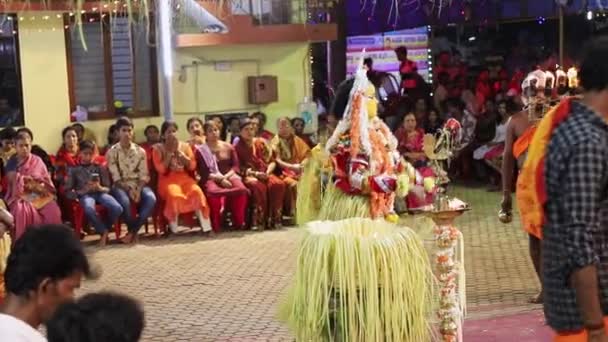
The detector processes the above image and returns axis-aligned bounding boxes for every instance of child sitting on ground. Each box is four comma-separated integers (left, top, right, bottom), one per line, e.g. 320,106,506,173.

65,140,123,246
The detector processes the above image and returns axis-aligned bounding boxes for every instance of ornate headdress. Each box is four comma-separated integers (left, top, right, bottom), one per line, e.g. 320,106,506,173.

521,69,547,106
567,67,579,89
544,71,555,97
325,54,372,157
556,69,568,96
521,69,553,122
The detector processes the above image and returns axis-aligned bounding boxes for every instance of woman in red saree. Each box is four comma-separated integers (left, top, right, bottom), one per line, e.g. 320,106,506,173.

251,112,275,141
54,126,80,192
55,126,105,223
5,133,61,239
234,119,286,230
395,113,436,209
196,121,248,231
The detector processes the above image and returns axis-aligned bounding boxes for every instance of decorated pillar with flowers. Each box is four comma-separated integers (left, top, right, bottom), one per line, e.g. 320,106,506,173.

429,207,467,342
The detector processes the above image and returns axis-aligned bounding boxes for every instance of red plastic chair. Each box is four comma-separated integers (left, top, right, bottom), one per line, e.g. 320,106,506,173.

71,200,122,241
133,203,160,237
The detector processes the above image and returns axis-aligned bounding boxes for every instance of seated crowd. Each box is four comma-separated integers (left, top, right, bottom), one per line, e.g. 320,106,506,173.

0,78,517,248
0,111,313,247
386,87,520,194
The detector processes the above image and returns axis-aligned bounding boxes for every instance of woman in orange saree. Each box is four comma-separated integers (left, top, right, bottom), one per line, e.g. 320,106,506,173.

5,133,61,240
152,121,212,234
234,119,286,229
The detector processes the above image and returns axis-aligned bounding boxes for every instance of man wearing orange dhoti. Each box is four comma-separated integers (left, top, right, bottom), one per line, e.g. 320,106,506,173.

500,69,547,304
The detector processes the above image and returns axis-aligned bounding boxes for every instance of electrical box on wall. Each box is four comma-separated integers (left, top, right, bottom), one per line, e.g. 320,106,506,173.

248,76,278,104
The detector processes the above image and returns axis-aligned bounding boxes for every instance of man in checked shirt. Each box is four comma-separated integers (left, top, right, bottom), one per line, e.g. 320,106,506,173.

543,37,608,342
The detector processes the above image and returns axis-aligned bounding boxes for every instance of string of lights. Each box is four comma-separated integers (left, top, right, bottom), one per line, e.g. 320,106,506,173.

427,24,434,97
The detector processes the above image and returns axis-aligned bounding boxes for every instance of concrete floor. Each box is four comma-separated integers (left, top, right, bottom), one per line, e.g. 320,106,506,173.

77,185,546,341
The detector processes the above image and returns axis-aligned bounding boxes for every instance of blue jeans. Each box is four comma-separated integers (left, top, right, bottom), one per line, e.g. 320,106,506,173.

111,186,157,233
80,193,123,234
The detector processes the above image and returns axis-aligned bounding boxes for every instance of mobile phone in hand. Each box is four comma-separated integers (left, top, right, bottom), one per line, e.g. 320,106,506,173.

91,173,100,183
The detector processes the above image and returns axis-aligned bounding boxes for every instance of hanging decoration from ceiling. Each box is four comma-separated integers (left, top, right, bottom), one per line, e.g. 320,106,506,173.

0,0,228,44
348,0,599,36
346,0,479,36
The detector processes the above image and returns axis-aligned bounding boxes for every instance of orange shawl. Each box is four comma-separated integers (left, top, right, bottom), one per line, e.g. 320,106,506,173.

516,98,573,239
513,126,537,159
272,135,311,164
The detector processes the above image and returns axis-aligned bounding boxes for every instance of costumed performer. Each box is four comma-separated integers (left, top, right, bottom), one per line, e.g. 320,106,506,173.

501,68,577,304
499,70,547,304
297,60,410,224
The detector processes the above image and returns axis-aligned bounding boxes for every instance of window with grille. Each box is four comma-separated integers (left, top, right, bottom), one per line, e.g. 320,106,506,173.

66,15,158,120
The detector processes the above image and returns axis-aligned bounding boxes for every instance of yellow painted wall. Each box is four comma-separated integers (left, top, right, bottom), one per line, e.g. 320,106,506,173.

16,13,310,152
18,14,72,154
173,43,310,126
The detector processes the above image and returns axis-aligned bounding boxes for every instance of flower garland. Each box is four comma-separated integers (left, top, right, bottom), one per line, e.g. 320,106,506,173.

368,118,396,218
435,223,465,342
350,92,363,157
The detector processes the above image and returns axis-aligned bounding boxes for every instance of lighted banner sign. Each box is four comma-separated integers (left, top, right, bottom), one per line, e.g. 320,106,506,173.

346,26,430,82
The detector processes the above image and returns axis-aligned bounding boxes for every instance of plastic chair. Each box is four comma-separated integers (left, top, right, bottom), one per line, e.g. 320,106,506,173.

71,200,122,241
154,199,196,235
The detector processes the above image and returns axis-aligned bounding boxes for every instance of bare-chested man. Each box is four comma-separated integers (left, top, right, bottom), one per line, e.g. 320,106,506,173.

501,87,545,304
